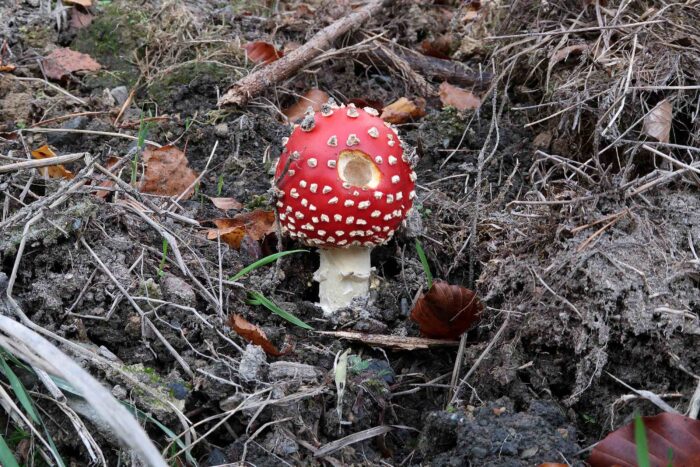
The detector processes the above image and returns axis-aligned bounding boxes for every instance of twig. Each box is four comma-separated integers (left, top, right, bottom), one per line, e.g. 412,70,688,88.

0,152,88,174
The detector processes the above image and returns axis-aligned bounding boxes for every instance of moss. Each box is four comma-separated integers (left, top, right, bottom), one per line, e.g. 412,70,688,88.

19,24,54,49
147,62,231,107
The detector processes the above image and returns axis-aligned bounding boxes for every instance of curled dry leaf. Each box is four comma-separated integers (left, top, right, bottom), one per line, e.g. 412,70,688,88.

380,97,427,124
207,209,276,249
244,41,283,65
549,44,589,67
31,145,74,179
283,88,330,122
643,99,672,144
210,197,243,211
439,82,481,111
410,280,483,339
229,314,287,356
139,145,199,199
41,47,101,81
589,413,700,467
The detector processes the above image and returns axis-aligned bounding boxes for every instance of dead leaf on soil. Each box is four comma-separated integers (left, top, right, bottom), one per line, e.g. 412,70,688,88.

643,99,672,144
244,41,283,65
380,97,427,124
419,35,454,60
31,145,75,179
314,331,459,350
0,65,15,73
139,145,199,199
461,0,482,22
410,280,483,339
210,197,243,211
229,314,286,356
41,48,101,81
439,82,482,111
283,88,330,122
207,210,276,249
69,7,94,30
549,44,589,67
589,413,700,467
63,0,92,6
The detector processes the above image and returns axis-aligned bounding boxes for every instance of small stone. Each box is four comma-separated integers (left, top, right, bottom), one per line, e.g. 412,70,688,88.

214,123,229,137
161,274,196,308
110,86,129,106
269,361,320,382
238,344,267,382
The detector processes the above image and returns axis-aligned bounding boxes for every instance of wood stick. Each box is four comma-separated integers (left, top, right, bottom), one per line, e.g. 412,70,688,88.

218,0,394,107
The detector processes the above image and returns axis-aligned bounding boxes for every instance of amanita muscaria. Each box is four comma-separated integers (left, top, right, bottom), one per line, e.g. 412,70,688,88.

273,101,417,315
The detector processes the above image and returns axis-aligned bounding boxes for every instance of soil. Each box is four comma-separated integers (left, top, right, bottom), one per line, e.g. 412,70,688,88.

1,0,699,466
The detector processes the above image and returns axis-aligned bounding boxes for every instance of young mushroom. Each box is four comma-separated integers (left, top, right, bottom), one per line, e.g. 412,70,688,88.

273,101,417,315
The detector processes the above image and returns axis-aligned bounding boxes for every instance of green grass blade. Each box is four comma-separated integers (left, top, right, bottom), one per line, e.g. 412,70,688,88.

230,250,307,281
415,239,433,289
634,413,651,467
247,291,313,330
0,434,20,467
0,354,40,424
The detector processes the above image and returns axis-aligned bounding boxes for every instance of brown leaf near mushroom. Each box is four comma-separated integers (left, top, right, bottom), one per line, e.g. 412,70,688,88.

410,280,483,339
229,314,287,356
244,41,284,65
139,145,199,199
30,145,74,179
380,97,426,124
439,82,482,111
41,48,101,81
589,412,700,467
207,210,276,249
210,197,243,211
283,88,330,122
643,99,672,144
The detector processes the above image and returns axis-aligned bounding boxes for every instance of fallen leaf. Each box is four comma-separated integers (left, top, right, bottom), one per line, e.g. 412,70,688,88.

139,145,199,199
69,7,94,30
41,48,101,81
589,413,700,467
549,44,589,67
643,99,672,144
0,65,15,73
461,0,482,21
410,280,483,339
244,41,283,65
31,145,74,179
94,155,120,198
210,197,243,211
314,331,459,350
63,0,92,6
283,88,330,122
380,97,427,124
420,35,454,60
439,82,482,111
207,210,276,249
229,314,284,356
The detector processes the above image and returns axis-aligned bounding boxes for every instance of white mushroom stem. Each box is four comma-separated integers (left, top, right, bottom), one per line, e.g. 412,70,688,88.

314,246,372,316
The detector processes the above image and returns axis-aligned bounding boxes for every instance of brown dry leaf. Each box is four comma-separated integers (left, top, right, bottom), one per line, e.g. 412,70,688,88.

380,97,427,124
207,210,276,249
314,331,459,350
229,314,283,356
140,145,199,199
69,8,94,30
94,156,119,198
41,48,101,81
0,65,15,73
550,44,589,67
589,413,700,467
210,197,243,211
410,280,483,339
244,41,283,65
643,99,672,143
461,0,482,21
439,82,482,111
30,145,74,179
419,35,454,60
283,88,330,122
63,0,92,6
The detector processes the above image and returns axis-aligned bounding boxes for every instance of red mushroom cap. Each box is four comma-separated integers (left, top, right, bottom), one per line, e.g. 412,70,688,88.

273,103,416,248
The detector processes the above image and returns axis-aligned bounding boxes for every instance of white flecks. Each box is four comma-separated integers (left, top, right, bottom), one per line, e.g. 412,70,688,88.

290,188,299,198
396,191,403,201
276,201,284,207
409,171,417,181
288,216,296,224
388,156,397,165
309,204,317,211
291,151,301,160
279,213,287,220
338,239,348,246
383,214,392,221
281,137,289,146
365,230,373,236
388,140,395,147
373,191,383,199
371,210,381,218
349,230,365,237
358,201,370,210
375,156,383,164
393,209,402,217
285,206,293,213
373,226,381,232
342,182,351,189
346,134,360,146
295,212,304,219
287,169,296,177
344,199,355,207
309,183,318,193
387,133,394,141
307,158,317,168
363,241,375,247
356,219,367,225
347,107,359,118
351,240,361,246
321,214,330,222
409,190,416,199
317,230,326,236
321,104,333,116
301,198,308,207
391,175,400,184
368,127,379,138
299,180,307,188
326,236,336,243
382,226,390,232
310,238,323,245
328,196,339,205
402,152,409,162
327,135,338,147
300,115,315,132
383,121,392,128
322,185,332,194
364,107,379,116
386,194,394,204
288,224,296,230
301,223,314,231
335,230,345,237
334,214,343,222
327,159,337,168
312,217,319,223
346,216,355,224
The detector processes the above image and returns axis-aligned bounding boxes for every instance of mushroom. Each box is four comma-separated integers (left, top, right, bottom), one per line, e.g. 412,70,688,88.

273,101,417,315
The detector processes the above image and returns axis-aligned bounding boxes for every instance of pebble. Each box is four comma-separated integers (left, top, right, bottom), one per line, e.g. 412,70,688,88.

214,123,229,137
110,86,129,106
160,274,196,308
47,116,88,145
238,344,267,382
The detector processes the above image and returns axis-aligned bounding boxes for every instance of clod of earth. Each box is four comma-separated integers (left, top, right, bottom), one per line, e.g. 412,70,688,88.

273,100,417,315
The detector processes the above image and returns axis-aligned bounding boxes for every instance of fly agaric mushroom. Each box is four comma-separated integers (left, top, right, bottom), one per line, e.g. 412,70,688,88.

273,101,417,315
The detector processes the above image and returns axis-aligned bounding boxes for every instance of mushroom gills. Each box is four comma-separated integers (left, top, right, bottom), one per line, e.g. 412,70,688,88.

313,246,372,315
